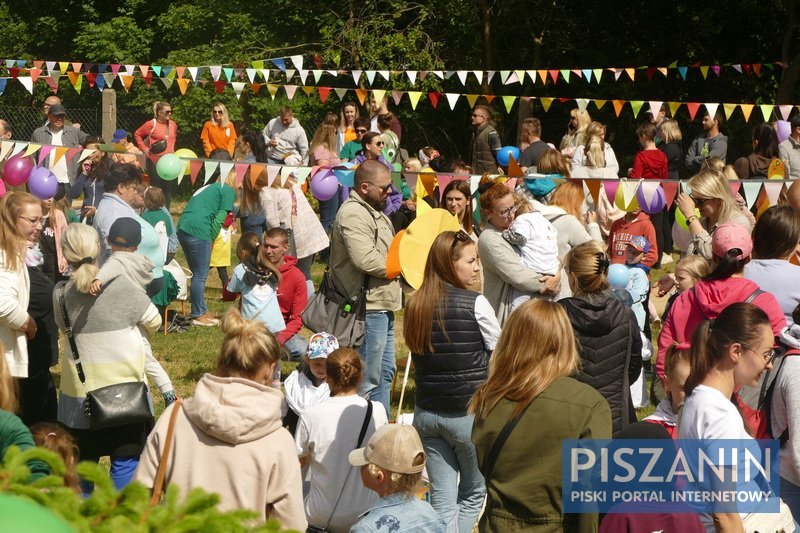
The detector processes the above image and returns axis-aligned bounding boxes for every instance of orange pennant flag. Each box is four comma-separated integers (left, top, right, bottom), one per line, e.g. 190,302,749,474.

612,100,625,117
583,178,602,205
52,146,69,166
67,72,81,88
176,78,190,95
250,83,262,94
249,164,265,189
120,75,135,92
507,155,524,177
355,89,369,106
739,104,754,122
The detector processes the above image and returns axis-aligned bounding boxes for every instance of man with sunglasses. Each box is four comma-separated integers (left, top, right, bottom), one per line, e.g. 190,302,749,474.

329,160,401,417
469,104,501,174
32,103,88,192
340,117,371,162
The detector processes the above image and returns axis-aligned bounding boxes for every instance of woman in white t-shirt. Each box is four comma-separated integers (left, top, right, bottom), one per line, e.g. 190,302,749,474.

679,302,779,531
295,347,388,532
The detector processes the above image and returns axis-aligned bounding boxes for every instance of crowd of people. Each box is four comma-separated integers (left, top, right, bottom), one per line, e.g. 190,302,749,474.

3,94,800,532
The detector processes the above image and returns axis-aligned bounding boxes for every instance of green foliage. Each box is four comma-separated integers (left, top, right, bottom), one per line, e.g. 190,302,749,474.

0,446,298,532
73,16,155,63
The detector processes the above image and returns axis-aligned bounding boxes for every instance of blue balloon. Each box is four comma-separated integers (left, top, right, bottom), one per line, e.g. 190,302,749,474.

497,146,521,166
607,263,630,289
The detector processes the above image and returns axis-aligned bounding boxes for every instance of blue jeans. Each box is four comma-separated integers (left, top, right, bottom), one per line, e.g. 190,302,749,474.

780,477,800,530
178,229,212,318
318,188,343,235
284,333,308,360
358,311,396,416
413,407,486,533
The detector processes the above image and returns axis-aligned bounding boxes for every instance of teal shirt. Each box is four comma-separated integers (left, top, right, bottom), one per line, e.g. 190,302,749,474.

340,140,362,161
177,183,235,241
0,410,49,481
142,208,174,235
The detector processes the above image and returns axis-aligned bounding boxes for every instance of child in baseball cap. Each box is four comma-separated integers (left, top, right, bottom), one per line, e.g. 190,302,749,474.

349,424,445,532
283,332,338,435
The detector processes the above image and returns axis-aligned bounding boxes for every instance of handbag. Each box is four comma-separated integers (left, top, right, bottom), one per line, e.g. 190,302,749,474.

306,401,373,533
301,204,377,347
149,399,183,505
146,119,169,154
58,287,153,430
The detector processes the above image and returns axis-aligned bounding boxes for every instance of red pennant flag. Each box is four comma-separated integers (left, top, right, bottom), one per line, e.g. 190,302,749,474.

143,73,153,87
548,70,559,84
29,68,42,83
8,68,19,79
317,87,331,103
85,72,97,87
213,81,226,94
234,163,248,187
43,76,58,92
65,147,82,162
428,92,441,109
686,102,701,120
646,67,656,81
742,64,752,75
189,160,203,185
661,181,679,207
729,181,741,197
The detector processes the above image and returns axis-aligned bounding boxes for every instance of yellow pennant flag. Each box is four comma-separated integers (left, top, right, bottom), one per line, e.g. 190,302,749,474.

540,97,554,112
266,84,279,98
502,96,516,113
625,68,636,81
465,94,480,108
740,104,754,122
629,101,645,118
760,104,774,122
407,91,423,110
594,99,607,110
301,86,314,96
24,143,40,157
723,103,737,119
59,61,69,72
700,66,709,79
668,102,682,117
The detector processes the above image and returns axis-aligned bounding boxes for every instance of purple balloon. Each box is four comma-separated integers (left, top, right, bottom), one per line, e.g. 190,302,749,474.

777,120,791,144
3,154,34,186
28,166,58,200
636,184,666,214
310,169,339,201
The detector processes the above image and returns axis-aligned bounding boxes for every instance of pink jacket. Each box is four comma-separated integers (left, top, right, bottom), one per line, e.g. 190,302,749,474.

656,277,786,381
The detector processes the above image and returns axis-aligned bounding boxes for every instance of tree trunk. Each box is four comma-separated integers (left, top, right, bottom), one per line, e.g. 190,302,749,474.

480,0,493,92
778,0,799,104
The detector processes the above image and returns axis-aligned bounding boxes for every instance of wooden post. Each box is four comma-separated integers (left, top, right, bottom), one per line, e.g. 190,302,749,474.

101,89,116,143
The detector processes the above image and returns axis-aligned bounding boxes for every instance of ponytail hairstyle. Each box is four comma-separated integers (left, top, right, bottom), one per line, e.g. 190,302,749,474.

326,347,363,396
705,248,750,281
565,241,610,296
152,101,171,118
684,302,771,398
61,223,100,294
478,176,511,222
216,308,281,380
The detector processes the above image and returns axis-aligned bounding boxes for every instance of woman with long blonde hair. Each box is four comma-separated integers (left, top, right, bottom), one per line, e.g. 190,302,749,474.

559,109,592,159
471,299,611,531
405,231,499,532
200,102,237,157
571,122,620,176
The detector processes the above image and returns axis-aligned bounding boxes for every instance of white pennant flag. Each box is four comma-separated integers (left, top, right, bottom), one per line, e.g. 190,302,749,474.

210,66,222,81
649,101,663,118
406,71,417,84
705,103,719,120
231,82,245,100
378,70,391,81
284,69,296,80
472,70,483,83
365,71,377,86
18,77,33,94
456,71,468,86
219,162,235,182
445,93,461,110
203,161,220,184
431,70,444,79
280,165,294,186
188,67,199,81
290,55,303,70
284,85,298,100
297,69,308,85
259,69,270,83
312,70,323,83
245,69,256,83
352,70,362,85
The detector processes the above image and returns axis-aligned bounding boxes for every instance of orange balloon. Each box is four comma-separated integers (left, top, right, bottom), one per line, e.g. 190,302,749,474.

386,229,404,279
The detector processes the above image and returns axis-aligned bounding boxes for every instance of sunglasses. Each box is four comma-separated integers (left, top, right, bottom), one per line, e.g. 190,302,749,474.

375,141,385,147
355,129,368,134
452,230,471,246
161,110,172,115
692,196,709,208
212,110,222,114
367,182,393,193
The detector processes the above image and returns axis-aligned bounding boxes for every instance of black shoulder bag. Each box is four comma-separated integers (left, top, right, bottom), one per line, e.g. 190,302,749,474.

58,286,152,430
306,401,373,533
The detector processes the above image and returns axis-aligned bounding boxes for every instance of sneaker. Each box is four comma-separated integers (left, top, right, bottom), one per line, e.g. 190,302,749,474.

661,253,674,265
192,313,219,327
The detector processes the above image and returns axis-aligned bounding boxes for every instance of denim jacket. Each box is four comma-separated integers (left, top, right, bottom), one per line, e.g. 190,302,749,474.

350,492,445,533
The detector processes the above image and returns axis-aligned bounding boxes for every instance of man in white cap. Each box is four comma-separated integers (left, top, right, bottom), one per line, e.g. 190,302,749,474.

349,425,445,532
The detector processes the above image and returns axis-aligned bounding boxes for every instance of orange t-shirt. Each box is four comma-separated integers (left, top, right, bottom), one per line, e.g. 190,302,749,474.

200,121,237,157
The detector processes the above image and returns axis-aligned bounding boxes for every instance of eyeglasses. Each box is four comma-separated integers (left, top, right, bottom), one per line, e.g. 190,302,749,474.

692,196,709,208
161,110,172,115
366,182,393,193
212,110,222,114
496,206,515,219
355,129,368,134
19,216,43,227
741,344,776,364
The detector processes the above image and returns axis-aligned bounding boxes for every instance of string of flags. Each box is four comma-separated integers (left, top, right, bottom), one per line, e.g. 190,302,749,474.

2,138,795,213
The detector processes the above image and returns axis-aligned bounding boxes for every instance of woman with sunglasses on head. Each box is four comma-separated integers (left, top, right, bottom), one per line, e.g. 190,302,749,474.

404,231,500,532
134,101,178,207
200,102,237,157
679,302,792,532
675,169,753,260
352,132,401,216
657,223,785,386
477,178,560,325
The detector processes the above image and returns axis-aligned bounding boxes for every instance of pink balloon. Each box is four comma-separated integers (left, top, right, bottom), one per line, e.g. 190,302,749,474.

636,184,666,214
310,169,339,201
3,154,34,186
777,120,791,144
0,179,6,198
28,167,58,200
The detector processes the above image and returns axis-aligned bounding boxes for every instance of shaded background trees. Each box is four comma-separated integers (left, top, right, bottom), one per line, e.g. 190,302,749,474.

0,0,797,172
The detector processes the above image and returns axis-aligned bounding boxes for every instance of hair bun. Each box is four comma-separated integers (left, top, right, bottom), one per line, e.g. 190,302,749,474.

220,308,264,339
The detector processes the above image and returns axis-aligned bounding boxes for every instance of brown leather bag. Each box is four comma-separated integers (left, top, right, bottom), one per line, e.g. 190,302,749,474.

149,398,183,505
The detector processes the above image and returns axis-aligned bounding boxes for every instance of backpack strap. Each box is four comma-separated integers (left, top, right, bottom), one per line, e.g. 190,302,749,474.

744,289,764,304
761,347,800,446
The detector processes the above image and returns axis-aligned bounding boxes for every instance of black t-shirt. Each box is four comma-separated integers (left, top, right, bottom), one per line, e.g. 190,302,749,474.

38,216,58,282
519,140,549,168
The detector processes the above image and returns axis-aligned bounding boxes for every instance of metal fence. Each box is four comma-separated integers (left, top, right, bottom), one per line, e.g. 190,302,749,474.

0,106,100,141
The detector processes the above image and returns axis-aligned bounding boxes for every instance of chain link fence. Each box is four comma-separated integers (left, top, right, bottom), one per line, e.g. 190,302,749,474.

0,106,100,141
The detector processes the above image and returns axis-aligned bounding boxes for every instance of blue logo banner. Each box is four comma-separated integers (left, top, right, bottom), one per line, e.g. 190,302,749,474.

562,439,781,514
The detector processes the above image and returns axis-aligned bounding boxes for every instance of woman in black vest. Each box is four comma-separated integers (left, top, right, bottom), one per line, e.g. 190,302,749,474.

558,241,642,436
404,230,501,533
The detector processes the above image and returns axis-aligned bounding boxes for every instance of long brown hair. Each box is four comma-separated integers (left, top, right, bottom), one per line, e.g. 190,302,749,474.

441,179,473,234
470,299,581,418
0,192,40,271
549,182,585,219
404,232,475,353
240,167,271,216
752,205,800,260
310,112,338,154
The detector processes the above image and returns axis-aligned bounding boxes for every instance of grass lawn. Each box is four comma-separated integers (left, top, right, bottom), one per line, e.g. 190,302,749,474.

52,197,675,423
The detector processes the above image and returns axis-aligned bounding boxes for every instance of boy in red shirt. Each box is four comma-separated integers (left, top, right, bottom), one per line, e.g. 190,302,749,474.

608,209,658,267
629,122,668,180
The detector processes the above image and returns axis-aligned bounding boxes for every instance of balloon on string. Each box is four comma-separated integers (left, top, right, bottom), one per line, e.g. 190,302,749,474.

777,120,792,144
636,184,666,214
310,168,339,201
496,146,520,166
156,154,183,181
672,220,692,252
3,154,34,186
675,207,701,230
608,263,630,289
174,148,198,176
28,166,58,199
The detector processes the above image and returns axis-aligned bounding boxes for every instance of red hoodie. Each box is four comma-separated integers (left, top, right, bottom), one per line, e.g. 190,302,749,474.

608,212,658,267
275,255,308,345
631,149,668,180
656,277,786,381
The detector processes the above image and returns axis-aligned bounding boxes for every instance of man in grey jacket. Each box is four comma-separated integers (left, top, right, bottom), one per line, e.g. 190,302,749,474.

684,111,727,173
262,106,309,165
31,104,87,187
329,160,401,416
